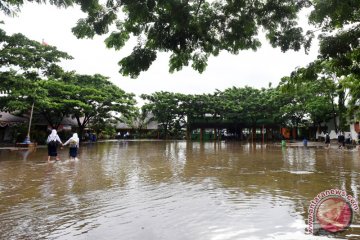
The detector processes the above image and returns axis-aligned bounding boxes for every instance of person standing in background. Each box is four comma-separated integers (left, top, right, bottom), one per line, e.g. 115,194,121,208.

338,132,345,149
346,133,352,144
325,132,330,148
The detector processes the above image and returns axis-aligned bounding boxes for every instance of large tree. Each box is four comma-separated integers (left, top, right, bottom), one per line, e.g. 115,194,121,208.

278,0,359,132
220,86,270,128
279,63,341,136
0,27,137,141
345,75,360,121
35,79,76,129
0,27,72,119
87,0,310,78
3,1,358,79
141,91,187,139
142,87,289,140
0,27,72,78
1,0,314,77
2,1,359,78
120,107,155,138
63,73,136,139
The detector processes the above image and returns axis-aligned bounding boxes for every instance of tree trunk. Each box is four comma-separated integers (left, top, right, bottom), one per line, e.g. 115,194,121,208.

330,94,338,133
338,87,346,132
165,124,168,140
78,125,85,142
75,116,86,142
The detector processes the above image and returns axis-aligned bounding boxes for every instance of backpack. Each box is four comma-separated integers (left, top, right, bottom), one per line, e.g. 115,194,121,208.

69,139,77,148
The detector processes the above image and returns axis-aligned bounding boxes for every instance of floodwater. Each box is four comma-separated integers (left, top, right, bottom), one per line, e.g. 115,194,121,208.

0,141,359,240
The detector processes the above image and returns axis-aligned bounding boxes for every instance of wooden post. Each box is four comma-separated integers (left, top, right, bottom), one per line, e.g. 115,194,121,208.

252,127,254,143
24,102,35,143
262,125,264,144
200,128,203,142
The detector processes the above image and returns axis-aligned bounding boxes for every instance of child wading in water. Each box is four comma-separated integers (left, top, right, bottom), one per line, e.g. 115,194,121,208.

63,133,80,160
46,129,63,162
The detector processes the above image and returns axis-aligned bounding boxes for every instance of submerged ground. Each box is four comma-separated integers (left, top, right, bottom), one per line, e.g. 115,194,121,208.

0,141,359,239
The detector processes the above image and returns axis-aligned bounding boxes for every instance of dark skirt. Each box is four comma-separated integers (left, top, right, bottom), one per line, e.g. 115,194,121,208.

69,147,78,158
48,144,57,156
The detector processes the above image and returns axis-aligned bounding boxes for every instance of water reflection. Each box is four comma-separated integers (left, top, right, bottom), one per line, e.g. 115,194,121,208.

0,141,359,239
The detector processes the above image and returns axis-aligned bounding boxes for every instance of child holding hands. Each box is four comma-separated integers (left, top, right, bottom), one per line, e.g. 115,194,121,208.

63,133,80,160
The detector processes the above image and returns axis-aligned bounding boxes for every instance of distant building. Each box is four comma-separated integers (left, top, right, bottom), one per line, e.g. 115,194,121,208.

0,112,27,142
315,116,360,142
115,113,158,138
30,114,80,132
0,111,82,143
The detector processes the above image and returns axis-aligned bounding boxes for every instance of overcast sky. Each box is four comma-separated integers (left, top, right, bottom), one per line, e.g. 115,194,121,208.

2,3,319,98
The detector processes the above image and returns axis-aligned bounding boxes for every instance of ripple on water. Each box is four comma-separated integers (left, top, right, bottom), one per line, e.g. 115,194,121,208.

0,141,359,239
288,170,314,174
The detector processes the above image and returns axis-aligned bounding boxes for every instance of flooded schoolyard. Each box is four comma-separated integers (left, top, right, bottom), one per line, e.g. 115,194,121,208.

0,141,359,239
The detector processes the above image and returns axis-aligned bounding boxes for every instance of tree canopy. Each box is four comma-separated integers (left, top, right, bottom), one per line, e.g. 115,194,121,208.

141,91,187,138
63,73,136,138
0,27,72,113
1,0,358,79
0,0,333,77
0,1,359,140
0,27,137,141
0,28,72,77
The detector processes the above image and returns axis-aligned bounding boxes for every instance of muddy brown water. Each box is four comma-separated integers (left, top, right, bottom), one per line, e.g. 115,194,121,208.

0,141,359,239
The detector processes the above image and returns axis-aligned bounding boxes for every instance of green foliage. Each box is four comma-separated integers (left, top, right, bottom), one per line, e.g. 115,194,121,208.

219,86,267,124
280,59,346,130
307,2,360,126
344,75,360,120
2,0,304,77
141,82,349,140
319,26,360,76
105,27,130,50
0,71,40,111
142,87,292,139
141,91,187,139
1,0,358,79
36,79,75,128
0,27,73,116
0,28,72,77
10,123,27,143
118,47,157,78
63,73,137,138
91,116,116,139
309,0,360,30
0,27,73,132
0,27,137,141
31,128,47,144
120,107,154,138
1,1,359,138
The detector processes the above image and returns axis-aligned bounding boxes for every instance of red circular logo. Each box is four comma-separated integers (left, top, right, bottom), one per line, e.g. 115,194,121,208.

316,197,352,233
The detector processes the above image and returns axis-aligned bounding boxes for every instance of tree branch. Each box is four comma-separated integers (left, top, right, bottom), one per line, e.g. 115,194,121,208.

195,0,204,16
